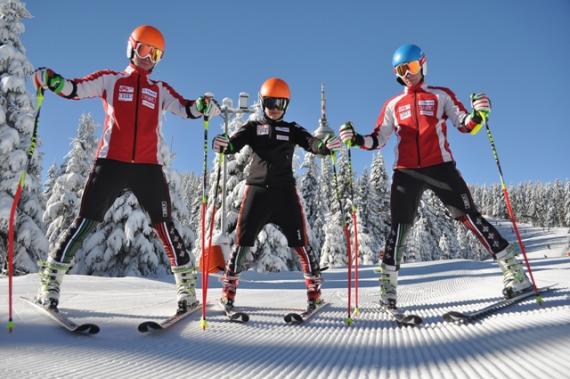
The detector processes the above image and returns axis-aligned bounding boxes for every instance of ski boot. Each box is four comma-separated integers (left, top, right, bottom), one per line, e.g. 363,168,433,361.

36,259,70,309
172,264,198,314
305,273,323,311
378,263,398,310
220,272,239,310
496,244,532,299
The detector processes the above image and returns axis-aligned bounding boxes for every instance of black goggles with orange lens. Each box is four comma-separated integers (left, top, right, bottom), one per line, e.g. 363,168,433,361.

262,97,289,111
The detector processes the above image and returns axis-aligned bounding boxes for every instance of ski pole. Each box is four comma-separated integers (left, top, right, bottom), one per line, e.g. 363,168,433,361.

346,147,360,316
479,105,541,302
199,113,209,330
199,94,217,330
6,87,44,332
206,153,223,273
330,152,353,326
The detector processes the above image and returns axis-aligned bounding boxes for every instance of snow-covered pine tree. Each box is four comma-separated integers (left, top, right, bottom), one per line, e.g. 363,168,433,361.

42,163,59,203
405,216,434,262
367,152,390,256
319,153,349,267
425,190,460,260
43,113,97,251
0,0,47,273
492,183,508,219
563,180,570,227
179,172,200,229
254,224,293,272
355,169,376,264
438,233,453,260
298,152,323,256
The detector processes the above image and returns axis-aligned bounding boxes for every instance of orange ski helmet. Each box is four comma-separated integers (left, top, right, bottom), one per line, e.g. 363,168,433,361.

126,25,165,61
259,77,290,99
259,77,291,115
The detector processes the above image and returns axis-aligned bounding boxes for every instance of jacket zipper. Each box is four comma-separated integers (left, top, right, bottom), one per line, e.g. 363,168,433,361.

414,92,421,167
132,74,141,162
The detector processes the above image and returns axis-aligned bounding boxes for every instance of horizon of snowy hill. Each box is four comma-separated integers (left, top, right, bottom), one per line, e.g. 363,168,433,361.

1,220,569,379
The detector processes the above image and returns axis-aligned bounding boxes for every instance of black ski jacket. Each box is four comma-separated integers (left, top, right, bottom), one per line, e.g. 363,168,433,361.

226,118,331,186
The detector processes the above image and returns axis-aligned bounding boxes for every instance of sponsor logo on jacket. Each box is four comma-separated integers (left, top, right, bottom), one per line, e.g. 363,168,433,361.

418,99,435,116
257,124,269,135
141,88,157,109
398,104,411,120
118,85,134,101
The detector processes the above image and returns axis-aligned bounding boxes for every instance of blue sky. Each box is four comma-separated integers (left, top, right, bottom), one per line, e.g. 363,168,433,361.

23,0,569,185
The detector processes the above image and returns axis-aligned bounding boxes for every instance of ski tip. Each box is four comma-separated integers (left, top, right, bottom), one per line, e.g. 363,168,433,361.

284,313,303,324
443,311,468,323
235,313,250,323
138,321,161,333
402,315,423,326
77,324,100,334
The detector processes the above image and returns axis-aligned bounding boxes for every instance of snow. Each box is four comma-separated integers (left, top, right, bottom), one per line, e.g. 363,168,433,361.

1,222,569,379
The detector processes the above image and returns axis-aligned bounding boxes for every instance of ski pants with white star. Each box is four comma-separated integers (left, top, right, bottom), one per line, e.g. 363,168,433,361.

48,159,191,267
382,162,508,269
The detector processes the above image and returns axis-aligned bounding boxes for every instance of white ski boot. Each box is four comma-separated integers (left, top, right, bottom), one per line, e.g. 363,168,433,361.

378,263,398,310
496,244,532,299
172,264,197,313
36,259,70,309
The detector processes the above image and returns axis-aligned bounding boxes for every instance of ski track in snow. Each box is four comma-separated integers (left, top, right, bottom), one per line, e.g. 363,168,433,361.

1,224,570,379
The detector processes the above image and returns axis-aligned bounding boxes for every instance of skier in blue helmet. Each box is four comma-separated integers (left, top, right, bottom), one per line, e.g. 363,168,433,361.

339,43,532,313
392,44,428,86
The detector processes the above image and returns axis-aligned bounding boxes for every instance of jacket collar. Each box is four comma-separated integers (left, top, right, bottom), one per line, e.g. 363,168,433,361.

125,63,150,77
404,81,427,94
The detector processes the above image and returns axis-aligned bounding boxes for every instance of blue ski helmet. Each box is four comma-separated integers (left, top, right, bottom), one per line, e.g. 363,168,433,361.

392,44,427,84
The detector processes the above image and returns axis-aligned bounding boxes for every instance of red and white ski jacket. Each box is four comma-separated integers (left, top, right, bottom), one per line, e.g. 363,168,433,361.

56,64,200,165
360,83,476,169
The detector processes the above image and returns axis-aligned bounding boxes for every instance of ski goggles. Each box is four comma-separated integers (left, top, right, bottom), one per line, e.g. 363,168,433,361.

262,97,289,111
394,60,422,77
133,42,164,63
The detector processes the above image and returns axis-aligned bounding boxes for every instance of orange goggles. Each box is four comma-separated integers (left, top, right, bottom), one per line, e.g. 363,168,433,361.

394,60,422,77
134,42,164,63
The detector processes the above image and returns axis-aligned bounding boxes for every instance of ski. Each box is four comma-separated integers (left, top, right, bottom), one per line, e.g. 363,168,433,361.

138,302,201,333
217,299,250,323
442,284,556,323
21,297,100,334
284,301,329,324
381,305,423,327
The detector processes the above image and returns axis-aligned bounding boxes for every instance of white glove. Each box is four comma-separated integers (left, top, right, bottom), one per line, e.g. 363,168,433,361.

194,93,222,119
213,134,231,153
339,122,356,147
325,136,342,152
471,93,491,116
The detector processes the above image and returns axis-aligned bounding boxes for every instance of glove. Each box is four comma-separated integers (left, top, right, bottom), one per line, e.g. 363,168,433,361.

339,121,358,147
33,67,65,94
212,134,232,154
466,93,491,135
471,93,491,115
195,93,222,119
324,135,342,152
